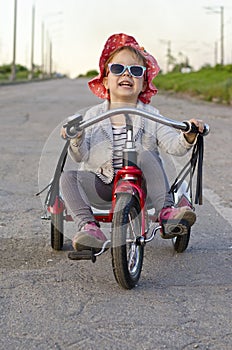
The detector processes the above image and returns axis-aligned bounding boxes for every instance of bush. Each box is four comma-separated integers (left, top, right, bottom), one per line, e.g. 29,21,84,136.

77,70,98,78
0,64,11,74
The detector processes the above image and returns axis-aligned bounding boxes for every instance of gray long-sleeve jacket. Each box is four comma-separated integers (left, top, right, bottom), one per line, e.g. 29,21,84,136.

68,100,194,184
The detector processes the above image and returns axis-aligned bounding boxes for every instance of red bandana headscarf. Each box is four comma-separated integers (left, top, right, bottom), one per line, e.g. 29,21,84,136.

88,33,160,104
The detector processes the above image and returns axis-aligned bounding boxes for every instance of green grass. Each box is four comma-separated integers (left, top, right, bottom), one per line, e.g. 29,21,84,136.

154,65,232,104
0,71,41,83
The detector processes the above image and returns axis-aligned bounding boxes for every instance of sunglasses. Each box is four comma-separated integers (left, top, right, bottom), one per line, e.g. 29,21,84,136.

108,63,146,78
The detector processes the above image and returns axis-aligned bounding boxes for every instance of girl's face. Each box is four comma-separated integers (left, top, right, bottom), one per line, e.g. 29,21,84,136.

103,49,147,105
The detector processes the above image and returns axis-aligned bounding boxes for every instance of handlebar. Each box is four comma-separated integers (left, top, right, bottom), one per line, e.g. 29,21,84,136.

63,107,210,139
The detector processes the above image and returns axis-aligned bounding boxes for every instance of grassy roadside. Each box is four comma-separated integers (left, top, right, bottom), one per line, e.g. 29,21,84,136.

0,73,64,86
154,65,232,105
0,64,65,85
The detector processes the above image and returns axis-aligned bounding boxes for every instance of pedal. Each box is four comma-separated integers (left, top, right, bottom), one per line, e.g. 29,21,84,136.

41,214,51,221
161,219,190,239
68,249,96,263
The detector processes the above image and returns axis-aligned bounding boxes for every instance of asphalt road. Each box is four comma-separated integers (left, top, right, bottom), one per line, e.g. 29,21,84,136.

0,79,231,350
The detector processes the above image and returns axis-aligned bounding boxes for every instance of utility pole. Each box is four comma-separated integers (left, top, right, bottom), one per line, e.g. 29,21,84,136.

204,6,224,65
46,31,50,76
11,0,17,81
41,22,44,77
214,41,218,65
49,41,52,77
41,11,63,78
220,6,224,65
29,5,35,79
166,40,172,72
159,39,174,73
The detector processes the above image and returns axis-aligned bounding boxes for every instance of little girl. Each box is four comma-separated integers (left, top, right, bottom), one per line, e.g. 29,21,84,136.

60,33,204,251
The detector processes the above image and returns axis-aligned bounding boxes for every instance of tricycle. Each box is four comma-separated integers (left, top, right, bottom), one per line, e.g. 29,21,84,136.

37,106,209,289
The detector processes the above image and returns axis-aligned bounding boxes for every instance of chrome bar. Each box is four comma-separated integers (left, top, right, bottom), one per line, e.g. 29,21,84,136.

79,107,189,132
65,107,210,139
94,239,111,256
145,225,161,243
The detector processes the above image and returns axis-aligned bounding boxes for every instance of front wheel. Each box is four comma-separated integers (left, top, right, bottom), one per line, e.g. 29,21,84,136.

111,195,144,290
51,212,64,250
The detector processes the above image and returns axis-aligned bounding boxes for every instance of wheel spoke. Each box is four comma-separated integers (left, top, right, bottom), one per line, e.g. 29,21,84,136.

128,214,136,239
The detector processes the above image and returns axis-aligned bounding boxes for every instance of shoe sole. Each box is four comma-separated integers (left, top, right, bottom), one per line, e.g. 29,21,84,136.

161,210,196,239
173,209,196,226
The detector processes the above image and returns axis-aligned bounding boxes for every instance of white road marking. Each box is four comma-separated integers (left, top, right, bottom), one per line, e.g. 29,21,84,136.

203,188,232,226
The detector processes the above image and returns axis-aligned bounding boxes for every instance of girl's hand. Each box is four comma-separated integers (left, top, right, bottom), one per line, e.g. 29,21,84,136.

60,126,67,139
184,118,204,143
60,126,83,140
60,126,84,149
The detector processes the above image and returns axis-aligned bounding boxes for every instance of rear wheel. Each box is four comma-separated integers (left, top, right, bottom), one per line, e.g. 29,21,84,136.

172,228,190,253
111,195,144,290
51,213,64,250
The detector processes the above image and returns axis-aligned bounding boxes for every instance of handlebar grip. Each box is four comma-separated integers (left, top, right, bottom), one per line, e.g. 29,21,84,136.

63,114,83,138
183,121,210,136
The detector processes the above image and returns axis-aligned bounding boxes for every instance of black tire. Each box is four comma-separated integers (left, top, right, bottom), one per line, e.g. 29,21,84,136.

111,194,144,289
51,213,64,250
172,228,191,253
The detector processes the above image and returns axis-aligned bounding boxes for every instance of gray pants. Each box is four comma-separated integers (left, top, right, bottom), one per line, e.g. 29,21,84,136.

60,151,174,230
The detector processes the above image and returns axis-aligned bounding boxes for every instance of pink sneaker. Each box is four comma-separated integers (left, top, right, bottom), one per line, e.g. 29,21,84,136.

72,222,107,252
159,206,196,238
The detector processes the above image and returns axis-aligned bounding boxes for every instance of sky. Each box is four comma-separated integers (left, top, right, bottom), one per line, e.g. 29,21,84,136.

0,0,232,78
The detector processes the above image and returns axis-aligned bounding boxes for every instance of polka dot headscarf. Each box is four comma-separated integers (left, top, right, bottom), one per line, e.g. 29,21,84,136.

88,33,160,104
